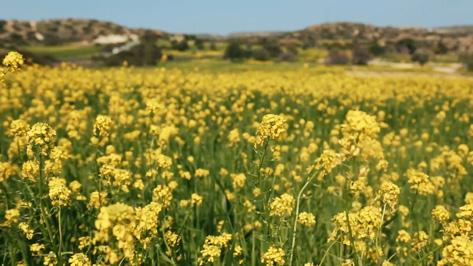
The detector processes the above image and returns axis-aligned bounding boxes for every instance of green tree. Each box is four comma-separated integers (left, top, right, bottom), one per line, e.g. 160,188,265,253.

352,46,372,65
224,40,247,61
411,50,430,65
460,53,473,71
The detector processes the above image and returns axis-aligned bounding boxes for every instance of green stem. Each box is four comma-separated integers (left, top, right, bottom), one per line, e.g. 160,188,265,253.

58,208,63,264
37,153,56,249
319,239,339,266
289,173,316,266
256,140,269,180
375,204,387,250
251,232,256,266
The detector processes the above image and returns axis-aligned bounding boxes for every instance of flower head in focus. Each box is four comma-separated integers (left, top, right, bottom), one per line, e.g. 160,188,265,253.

3,51,24,72
255,114,287,147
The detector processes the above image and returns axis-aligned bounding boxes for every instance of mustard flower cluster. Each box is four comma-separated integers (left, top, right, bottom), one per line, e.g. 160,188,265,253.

297,212,316,227
27,122,56,155
255,114,287,147
48,177,72,207
407,169,435,195
198,233,232,265
269,193,295,217
261,246,286,266
2,51,24,72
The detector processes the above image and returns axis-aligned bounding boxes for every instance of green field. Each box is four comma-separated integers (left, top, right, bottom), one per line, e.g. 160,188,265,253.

20,44,102,61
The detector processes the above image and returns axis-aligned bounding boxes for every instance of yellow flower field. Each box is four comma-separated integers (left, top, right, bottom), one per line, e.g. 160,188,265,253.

1,52,473,265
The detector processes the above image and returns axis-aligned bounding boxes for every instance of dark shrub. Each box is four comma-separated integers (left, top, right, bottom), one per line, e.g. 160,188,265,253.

352,46,372,65
252,48,271,61
460,53,473,72
209,41,217,50
411,51,430,65
278,51,298,62
194,39,204,50
369,42,386,56
224,40,247,61
396,38,417,54
325,50,349,65
171,40,189,51
435,41,449,55
261,39,282,58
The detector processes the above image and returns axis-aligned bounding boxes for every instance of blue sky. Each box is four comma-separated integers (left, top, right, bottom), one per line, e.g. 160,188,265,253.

1,0,472,34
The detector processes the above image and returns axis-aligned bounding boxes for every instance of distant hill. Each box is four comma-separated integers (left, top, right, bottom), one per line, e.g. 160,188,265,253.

221,22,473,55
0,18,167,45
1,19,473,65
435,25,473,35
282,22,473,54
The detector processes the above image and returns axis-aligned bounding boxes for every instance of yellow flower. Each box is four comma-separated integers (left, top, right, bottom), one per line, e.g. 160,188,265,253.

195,168,210,178
43,251,57,266
164,230,181,247
379,181,400,210
30,243,45,256
94,203,137,263
432,205,450,224
342,110,380,137
68,253,91,266
198,233,232,265
191,193,203,206
396,229,411,244
199,244,220,265
48,177,72,207
3,51,24,71
27,123,56,155
0,162,17,183
407,169,434,196
135,202,162,233
153,184,173,208
231,173,247,190
156,153,173,169
330,206,382,244
2,208,20,226
255,114,287,147
438,236,473,266
297,212,316,227
88,191,108,209
269,193,295,217
8,119,29,137
18,222,34,239
233,244,243,257
412,230,429,252
228,128,240,146
261,246,285,266
314,149,343,176
158,125,178,146
93,115,113,138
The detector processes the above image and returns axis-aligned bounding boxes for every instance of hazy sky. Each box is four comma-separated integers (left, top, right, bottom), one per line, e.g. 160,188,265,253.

1,0,472,34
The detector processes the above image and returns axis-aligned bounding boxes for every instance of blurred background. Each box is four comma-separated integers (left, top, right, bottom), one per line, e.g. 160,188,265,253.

1,0,473,72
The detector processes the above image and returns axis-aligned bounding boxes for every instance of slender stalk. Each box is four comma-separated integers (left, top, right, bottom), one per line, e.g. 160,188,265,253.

37,152,56,248
256,140,269,180
375,204,387,249
319,239,339,266
58,208,63,264
0,182,10,209
345,211,356,258
342,177,357,263
251,233,256,266
289,173,315,266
